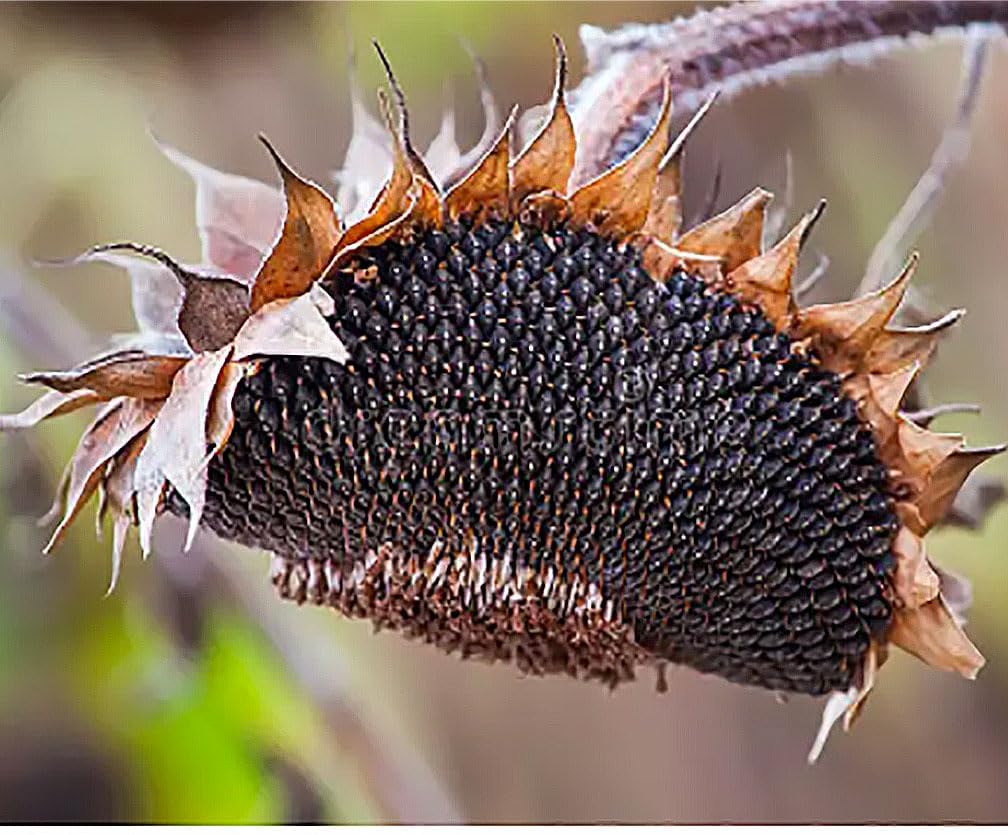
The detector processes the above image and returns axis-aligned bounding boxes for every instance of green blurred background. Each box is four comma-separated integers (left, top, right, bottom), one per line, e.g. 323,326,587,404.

1,1,1006,823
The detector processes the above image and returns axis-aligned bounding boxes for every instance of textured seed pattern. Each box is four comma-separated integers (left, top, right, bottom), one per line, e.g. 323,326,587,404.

181,218,899,695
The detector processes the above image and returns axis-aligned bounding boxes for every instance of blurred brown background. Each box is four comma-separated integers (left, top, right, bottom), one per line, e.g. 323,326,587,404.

1,1,1006,823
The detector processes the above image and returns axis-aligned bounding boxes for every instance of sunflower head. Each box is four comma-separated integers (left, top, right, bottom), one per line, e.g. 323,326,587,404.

1,38,1001,761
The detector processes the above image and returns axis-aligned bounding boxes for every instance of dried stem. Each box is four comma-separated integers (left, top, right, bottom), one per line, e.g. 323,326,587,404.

859,28,992,296
569,0,1007,183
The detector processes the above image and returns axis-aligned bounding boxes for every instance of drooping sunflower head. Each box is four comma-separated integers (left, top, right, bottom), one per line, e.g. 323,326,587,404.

1,38,1001,761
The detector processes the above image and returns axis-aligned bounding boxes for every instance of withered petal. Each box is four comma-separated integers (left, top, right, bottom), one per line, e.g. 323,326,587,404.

889,594,985,679
133,346,233,554
0,388,101,431
44,397,161,554
510,36,576,207
153,134,282,280
232,288,349,365
250,136,343,312
22,351,188,401
676,187,772,272
568,79,672,238
446,106,517,222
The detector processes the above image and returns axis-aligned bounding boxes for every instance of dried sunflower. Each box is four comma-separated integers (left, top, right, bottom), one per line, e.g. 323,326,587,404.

2,18,1004,763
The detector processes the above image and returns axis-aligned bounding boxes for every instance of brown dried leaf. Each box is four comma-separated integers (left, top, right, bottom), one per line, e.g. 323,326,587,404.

867,361,920,418
336,90,417,255
78,242,249,354
891,525,940,609
727,201,824,328
103,432,147,595
865,309,964,375
44,398,161,553
644,92,717,242
22,351,187,400
446,106,516,222
915,445,1006,532
676,187,771,272
640,237,723,283
795,253,917,364
232,288,349,365
568,79,672,238
511,37,576,207
889,594,985,679
208,360,257,454
0,389,101,431
250,137,343,312
133,347,233,554
154,136,283,280
842,641,879,732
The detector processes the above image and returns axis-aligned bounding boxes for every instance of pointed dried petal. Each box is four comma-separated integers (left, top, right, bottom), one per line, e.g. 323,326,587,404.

233,289,349,365
153,135,283,279
0,389,101,431
336,56,394,217
796,253,918,361
676,188,772,272
133,347,233,554
78,242,249,353
511,36,575,206
807,687,857,764
69,250,185,342
23,350,187,401
727,201,824,328
898,420,964,476
103,431,146,594
446,106,516,222
916,445,1006,531
867,361,920,418
659,91,719,177
208,360,257,455
250,137,343,312
445,44,501,189
336,90,417,255
944,473,1006,529
843,642,879,731
425,107,462,187
934,564,973,623
568,80,672,237
889,594,985,679
44,398,161,553
865,309,964,375
891,525,940,609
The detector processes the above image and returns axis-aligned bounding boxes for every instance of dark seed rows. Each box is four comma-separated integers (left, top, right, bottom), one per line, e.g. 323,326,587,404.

182,217,898,695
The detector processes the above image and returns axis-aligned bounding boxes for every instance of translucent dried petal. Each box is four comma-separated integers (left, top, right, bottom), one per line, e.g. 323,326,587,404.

44,397,161,553
889,594,985,679
133,347,233,554
232,289,349,365
154,135,283,280
0,389,101,431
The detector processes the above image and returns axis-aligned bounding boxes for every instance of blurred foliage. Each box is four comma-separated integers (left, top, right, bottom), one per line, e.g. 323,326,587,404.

1,0,1007,824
